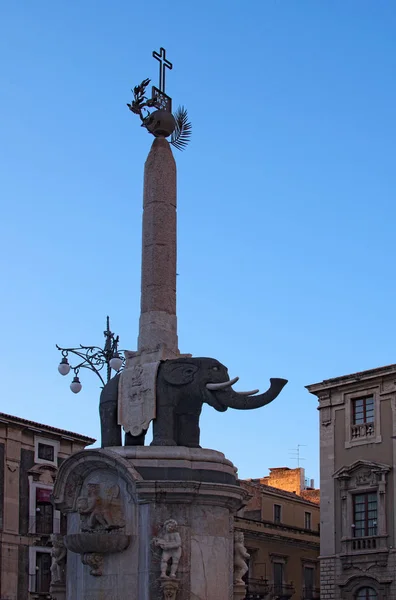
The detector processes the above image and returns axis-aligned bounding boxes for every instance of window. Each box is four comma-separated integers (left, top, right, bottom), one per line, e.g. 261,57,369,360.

273,562,284,595
37,443,54,462
35,552,51,593
34,436,59,466
303,566,315,599
353,396,374,425
356,588,377,600
35,488,53,535
345,389,381,448
305,512,312,530
353,493,377,537
274,504,282,524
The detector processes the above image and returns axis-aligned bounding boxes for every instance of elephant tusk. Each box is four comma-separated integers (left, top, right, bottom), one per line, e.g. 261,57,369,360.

206,376,239,390
234,389,260,396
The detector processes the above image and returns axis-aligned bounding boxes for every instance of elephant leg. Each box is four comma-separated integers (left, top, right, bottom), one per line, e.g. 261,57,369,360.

176,413,201,448
125,429,147,446
99,402,122,448
151,405,177,446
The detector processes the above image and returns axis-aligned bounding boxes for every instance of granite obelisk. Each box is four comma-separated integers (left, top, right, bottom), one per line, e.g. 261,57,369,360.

138,136,179,359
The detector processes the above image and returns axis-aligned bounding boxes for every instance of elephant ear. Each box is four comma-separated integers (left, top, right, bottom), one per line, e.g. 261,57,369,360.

162,361,198,386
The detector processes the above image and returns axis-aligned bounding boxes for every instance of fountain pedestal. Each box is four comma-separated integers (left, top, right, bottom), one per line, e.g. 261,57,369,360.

53,447,248,600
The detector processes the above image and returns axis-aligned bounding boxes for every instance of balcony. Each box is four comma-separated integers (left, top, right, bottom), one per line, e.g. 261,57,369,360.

302,586,320,600
342,534,387,553
350,422,375,440
245,582,295,600
271,584,295,599
246,578,269,598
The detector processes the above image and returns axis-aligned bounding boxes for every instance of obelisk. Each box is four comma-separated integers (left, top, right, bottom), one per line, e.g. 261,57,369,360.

138,135,179,359
119,49,191,439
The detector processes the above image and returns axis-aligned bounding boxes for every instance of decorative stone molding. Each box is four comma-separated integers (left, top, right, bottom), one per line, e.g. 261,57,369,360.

28,462,58,484
160,577,180,600
320,406,332,427
52,448,141,513
137,480,249,511
153,519,182,579
233,581,247,600
82,552,104,577
233,531,249,584
269,552,289,564
334,460,390,558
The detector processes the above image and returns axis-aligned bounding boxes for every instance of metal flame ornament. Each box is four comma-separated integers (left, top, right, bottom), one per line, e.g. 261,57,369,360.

127,47,192,150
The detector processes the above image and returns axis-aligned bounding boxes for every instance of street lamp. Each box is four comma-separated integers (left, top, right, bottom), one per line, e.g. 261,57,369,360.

56,317,126,393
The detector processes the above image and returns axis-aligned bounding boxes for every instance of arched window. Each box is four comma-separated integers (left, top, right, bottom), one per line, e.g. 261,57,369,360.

356,587,377,600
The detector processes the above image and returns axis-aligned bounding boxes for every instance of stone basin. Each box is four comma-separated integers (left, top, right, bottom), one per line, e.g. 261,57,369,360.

64,532,130,554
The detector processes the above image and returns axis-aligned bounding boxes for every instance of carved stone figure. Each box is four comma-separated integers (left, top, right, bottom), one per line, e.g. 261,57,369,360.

100,357,287,447
50,534,66,584
77,483,124,531
160,578,180,600
153,519,182,578
82,552,103,576
234,531,250,584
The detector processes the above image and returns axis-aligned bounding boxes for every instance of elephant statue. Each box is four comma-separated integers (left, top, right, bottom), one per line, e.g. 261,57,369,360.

99,357,287,448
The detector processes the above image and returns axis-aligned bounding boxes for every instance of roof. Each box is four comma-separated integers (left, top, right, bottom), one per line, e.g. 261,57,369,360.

0,412,96,444
242,479,319,508
306,363,396,392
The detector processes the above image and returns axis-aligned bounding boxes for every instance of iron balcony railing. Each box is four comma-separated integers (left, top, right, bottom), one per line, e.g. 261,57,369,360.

245,581,295,600
246,577,269,597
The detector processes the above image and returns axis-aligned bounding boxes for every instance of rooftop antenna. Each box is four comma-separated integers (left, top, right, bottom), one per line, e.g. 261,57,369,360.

288,444,306,467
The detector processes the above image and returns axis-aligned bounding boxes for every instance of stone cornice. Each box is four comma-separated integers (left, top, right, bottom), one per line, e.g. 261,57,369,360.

136,480,248,511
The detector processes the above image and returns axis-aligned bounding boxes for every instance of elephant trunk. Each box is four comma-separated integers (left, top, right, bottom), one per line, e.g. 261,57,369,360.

219,378,288,410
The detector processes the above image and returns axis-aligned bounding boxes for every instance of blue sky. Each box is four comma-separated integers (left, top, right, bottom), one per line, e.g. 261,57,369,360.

1,1,395,483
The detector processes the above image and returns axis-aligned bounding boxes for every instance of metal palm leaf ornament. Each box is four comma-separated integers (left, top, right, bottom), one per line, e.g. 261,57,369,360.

171,106,192,151
127,47,192,151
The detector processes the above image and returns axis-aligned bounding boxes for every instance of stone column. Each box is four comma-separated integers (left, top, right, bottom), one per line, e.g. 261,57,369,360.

138,136,179,358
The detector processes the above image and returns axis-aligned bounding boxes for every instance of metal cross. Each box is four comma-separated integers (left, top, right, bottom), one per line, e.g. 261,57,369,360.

152,47,172,93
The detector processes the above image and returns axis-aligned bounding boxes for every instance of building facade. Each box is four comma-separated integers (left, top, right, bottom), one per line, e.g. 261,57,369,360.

238,469,320,600
307,364,396,600
0,412,94,600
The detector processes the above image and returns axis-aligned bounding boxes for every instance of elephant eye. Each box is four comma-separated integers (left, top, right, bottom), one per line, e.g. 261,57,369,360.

212,366,219,371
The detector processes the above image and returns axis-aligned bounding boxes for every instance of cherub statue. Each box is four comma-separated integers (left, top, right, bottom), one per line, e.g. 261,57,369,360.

153,519,182,578
234,531,250,584
50,534,66,584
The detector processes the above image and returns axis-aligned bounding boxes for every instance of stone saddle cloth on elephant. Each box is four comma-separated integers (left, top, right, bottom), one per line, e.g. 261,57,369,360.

118,361,160,437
